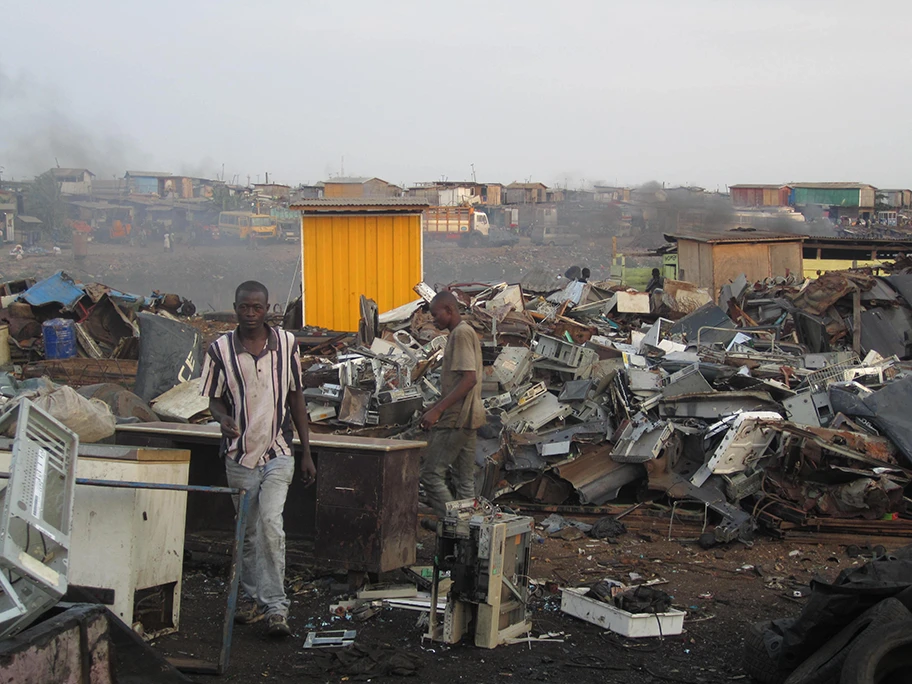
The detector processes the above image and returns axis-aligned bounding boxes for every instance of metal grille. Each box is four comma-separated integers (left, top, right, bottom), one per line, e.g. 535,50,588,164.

0,399,78,638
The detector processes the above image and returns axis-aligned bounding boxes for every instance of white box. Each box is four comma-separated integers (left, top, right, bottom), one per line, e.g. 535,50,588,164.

0,446,189,637
560,587,685,638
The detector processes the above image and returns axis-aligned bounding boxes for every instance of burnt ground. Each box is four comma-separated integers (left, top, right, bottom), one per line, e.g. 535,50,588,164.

152,512,895,684
0,237,638,313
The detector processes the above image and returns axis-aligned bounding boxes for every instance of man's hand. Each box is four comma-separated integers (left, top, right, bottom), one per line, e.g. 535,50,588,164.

219,416,240,439
299,453,316,487
420,406,443,430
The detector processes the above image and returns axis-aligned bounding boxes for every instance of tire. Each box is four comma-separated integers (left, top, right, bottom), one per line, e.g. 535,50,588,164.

744,620,792,684
784,598,911,684
839,618,912,684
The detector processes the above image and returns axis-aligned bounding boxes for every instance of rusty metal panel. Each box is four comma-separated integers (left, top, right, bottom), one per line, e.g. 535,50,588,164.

316,452,381,510
314,447,420,573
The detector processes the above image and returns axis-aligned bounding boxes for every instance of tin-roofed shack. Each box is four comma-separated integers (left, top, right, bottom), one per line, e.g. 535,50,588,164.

666,230,806,297
289,198,429,332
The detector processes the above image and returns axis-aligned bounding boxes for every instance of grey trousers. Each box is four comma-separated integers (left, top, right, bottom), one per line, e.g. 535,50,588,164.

225,455,294,617
420,428,477,517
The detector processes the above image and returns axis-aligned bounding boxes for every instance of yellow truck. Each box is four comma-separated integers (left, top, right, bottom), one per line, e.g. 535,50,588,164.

217,211,278,242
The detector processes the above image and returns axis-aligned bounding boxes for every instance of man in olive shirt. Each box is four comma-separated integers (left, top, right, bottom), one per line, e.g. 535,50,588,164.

419,291,485,518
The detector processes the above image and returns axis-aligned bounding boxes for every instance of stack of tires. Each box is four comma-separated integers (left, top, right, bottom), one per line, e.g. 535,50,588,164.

744,598,912,683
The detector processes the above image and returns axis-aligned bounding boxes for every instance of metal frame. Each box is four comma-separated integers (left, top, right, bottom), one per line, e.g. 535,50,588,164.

0,475,249,676
0,399,79,639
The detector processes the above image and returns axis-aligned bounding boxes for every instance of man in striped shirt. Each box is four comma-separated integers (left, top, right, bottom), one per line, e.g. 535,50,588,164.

201,280,315,638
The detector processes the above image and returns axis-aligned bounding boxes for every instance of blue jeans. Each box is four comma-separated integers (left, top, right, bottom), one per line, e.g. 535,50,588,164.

225,455,294,617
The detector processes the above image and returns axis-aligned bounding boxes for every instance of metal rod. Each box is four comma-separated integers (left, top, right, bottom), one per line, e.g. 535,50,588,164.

219,488,249,674
0,473,239,495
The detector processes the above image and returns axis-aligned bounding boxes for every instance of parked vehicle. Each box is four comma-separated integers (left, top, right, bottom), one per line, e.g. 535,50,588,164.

424,206,490,246
278,219,299,242
217,211,278,241
531,225,579,247
487,228,520,247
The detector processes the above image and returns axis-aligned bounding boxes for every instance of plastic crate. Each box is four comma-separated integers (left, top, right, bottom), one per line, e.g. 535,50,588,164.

560,588,685,638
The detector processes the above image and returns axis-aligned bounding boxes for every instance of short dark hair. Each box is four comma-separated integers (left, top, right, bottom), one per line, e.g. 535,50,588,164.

430,290,460,310
582,267,591,278
235,280,269,303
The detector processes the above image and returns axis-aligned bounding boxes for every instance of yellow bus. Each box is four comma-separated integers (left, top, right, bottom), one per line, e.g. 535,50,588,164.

217,212,278,242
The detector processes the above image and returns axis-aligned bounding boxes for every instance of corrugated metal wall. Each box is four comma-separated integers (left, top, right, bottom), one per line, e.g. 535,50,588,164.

301,213,422,331
791,187,861,207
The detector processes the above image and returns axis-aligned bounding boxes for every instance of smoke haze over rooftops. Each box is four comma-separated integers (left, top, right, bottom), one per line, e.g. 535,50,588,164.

2,0,912,188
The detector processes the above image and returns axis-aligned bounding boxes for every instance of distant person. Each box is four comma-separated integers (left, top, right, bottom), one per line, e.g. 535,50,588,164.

580,267,591,284
163,232,172,252
645,268,664,292
564,265,582,281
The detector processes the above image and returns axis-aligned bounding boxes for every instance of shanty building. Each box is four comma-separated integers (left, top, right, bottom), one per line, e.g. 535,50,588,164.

322,177,400,199
729,184,790,208
788,182,876,222
50,168,95,196
666,231,806,297
289,198,428,331
504,182,548,204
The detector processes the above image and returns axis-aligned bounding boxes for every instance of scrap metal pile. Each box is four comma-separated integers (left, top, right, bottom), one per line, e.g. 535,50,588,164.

303,266,912,544
0,271,207,439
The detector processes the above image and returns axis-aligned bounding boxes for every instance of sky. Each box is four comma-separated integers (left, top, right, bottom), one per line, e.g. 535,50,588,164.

2,0,911,191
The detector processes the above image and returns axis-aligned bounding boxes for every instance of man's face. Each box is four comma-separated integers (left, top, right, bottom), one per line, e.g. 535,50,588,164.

430,300,453,330
235,290,268,332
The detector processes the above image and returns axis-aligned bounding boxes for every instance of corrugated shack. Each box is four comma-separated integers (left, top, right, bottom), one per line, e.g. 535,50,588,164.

290,198,428,332
667,230,806,297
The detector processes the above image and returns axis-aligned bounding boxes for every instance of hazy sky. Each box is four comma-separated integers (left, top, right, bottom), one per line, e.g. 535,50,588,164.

2,1,910,190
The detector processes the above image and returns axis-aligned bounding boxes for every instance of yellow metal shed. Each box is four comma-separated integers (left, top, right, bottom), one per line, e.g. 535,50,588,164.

289,198,428,331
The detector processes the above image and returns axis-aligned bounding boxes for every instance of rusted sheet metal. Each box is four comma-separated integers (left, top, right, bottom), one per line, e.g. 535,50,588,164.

313,446,420,573
791,271,874,316
553,443,644,505
22,358,138,389
802,425,897,463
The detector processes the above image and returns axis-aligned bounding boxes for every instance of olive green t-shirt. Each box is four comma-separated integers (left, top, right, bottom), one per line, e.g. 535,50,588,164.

437,321,485,430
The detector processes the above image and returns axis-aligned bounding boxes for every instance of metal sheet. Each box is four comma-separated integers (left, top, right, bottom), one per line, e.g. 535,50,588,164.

20,271,85,309
553,444,644,505
669,302,737,346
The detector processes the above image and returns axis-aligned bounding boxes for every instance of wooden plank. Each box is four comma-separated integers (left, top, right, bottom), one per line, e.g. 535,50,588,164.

116,421,427,452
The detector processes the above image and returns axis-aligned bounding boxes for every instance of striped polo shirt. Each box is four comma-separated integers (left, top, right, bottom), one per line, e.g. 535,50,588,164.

200,326,302,468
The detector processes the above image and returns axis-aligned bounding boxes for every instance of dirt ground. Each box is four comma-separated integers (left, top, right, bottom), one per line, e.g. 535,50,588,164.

153,512,897,684
0,238,633,313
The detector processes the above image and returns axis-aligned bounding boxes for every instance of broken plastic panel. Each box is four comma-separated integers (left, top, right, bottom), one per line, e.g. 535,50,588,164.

690,411,782,487
0,399,79,639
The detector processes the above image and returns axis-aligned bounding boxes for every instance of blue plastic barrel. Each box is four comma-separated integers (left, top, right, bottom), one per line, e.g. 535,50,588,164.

42,318,77,359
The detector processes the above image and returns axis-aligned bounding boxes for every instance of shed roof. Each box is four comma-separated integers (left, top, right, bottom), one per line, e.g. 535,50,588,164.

50,168,95,178
290,198,429,213
125,170,173,178
506,182,548,190
323,176,388,185
729,184,784,189
16,216,42,224
665,230,808,245
0,203,16,212
788,182,875,190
